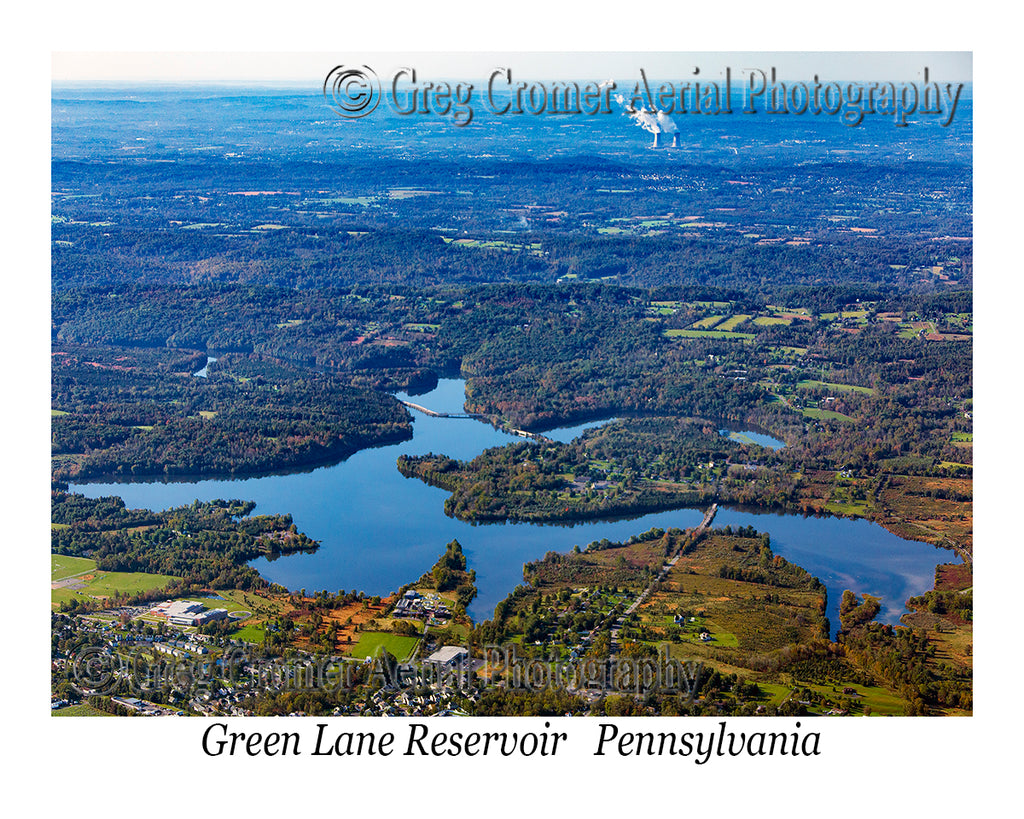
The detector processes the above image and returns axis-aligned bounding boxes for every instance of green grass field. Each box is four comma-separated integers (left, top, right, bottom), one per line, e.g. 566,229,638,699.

794,680,907,715
329,196,375,206
766,305,810,316
898,321,936,339
388,188,442,199
750,680,906,715
229,623,266,643
939,461,972,470
447,238,543,254
690,315,725,329
820,310,870,322
717,314,752,331
348,631,420,661
52,554,96,580
753,682,793,704
51,703,114,717
845,684,909,715
665,329,755,341
690,625,739,648
51,554,179,609
825,499,872,517
213,589,274,613
801,407,854,422
798,379,875,395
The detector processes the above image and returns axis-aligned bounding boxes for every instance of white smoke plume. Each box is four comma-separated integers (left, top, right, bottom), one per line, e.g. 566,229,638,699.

609,84,680,147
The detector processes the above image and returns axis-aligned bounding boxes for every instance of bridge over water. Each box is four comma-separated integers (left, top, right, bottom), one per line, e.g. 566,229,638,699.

399,400,553,442
398,400,484,420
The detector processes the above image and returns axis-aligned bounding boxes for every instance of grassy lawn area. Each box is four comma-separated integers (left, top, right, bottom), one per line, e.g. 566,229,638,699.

717,314,752,331
52,554,97,580
798,379,875,395
825,499,872,517
795,680,907,715
229,623,266,643
801,407,854,422
664,329,755,341
752,681,792,705
199,589,266,616
448,238,541,253
898,321,936,339
850,684,911,715
821,310,870,322
326,196,375,206
51,703,114,717
750,680,906,715
444,622,471,641
348,631,420,661
388,188,442,199
51,554,179,609
938,461,971,470
682,626,739,648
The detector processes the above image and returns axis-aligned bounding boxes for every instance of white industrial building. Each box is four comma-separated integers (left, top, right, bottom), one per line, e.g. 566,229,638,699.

149,600,229,627
425,646,469,669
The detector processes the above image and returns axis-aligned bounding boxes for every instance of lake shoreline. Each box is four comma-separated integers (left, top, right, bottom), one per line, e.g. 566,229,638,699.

68,378,950,634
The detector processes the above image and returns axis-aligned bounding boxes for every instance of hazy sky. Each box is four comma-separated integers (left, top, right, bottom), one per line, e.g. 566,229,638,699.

46,0,974,86
52,51,972,85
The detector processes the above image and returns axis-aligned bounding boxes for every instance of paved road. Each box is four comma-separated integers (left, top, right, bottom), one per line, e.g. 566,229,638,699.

610,504,718,652
399,400,481,420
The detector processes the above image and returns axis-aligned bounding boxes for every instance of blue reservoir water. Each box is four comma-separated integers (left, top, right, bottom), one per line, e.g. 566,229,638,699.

720,428,787,450
192,356,217,378
542,417,617,443
71,379,945,636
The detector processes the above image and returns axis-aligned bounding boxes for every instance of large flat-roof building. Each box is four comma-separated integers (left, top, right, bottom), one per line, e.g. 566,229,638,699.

150,600,228,627
193,608,229,626
425,646,469,669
